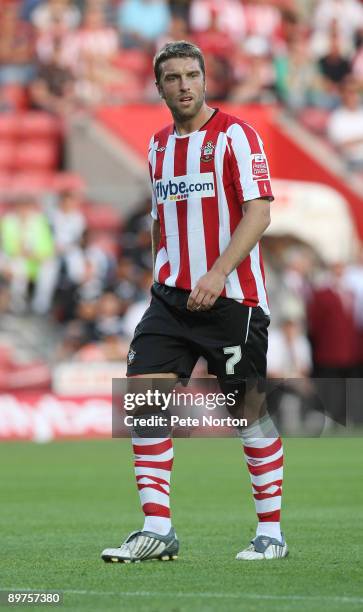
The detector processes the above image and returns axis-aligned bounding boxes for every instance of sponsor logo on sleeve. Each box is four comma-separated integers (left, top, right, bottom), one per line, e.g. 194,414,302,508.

155,173,215,203
251,154,269,181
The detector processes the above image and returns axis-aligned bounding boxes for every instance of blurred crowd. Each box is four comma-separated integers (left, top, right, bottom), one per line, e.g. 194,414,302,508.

1,0,363,169
0,190,154,365
264,241,363,428
265,241,363,379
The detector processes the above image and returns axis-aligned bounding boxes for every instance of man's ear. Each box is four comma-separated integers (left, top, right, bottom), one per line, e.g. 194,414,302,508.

156,82,164,99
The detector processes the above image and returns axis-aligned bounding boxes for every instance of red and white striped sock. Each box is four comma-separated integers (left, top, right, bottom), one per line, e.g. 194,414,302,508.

241,415,283,541
132,436,173,535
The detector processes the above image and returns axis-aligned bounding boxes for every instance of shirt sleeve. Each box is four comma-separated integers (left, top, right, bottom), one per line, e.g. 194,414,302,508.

228,122,274,203
148,135,158,220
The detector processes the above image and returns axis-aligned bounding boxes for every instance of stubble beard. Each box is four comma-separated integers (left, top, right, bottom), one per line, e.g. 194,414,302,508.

168,92,205,124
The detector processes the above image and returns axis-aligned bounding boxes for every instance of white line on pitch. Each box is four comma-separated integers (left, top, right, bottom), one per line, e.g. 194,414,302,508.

4,589,363,605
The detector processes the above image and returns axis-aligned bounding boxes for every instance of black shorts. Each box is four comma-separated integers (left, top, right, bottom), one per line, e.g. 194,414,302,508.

126,282,269,383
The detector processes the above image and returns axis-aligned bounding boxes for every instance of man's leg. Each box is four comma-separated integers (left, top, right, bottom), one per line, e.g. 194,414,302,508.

224,381,287,559
212,298,287,559
102,373,180,563
239,384,283,542
101,283,199,563
130,373,177,536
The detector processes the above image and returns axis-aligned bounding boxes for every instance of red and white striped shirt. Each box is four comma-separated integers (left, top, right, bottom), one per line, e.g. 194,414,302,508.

148,109,274,314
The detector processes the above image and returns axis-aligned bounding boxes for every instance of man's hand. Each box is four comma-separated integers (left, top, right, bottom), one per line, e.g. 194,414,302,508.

187,268,226,311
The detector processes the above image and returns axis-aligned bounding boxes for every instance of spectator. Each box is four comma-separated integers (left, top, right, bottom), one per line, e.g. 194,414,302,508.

22,0,43,22
40,190,86,312
267,298,315,435
0,1,36,85
76,231,115,302
30,39,76,114
293,0,316,21
157,14,189,50
0,196,55,314
229,36,276,104
275,31,323,111
118,0,171,50
73,332,129,361
122,210,153,270
71,293,129,362
352,40,363,87
277,8,302,52
56,299,98,359
268,303,312,379
344,244,363,375
113,257,141,306
327,77,363,170
307,261,358,425
122,269,153,339
243,0,282,47
34,14,75,65
94,292,125,339
0,89,17,112
31,0,81,33
307,262,357,377
192,7,236,60
168,0,190,21
318,24,352,95
311,0,363,57
281,246,315,305
69,6,120,105
190,0,246,44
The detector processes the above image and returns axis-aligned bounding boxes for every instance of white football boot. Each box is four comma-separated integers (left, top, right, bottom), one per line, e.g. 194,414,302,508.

236,534,288,560
101,527,179,563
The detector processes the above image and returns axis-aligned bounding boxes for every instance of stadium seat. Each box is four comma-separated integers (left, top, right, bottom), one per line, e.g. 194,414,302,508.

9,172,53,195
1,84,28,111
0,115,18,139
14,141,58,171
0,142,16,170
51,172,85,193
0,172,11,196
83,203,122,232
0,172,85,198
107,80,146,103
112,50,150,76
18,112,60,139
0,202,8,216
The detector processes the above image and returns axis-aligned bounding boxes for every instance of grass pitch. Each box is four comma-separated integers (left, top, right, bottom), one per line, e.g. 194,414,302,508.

1,437,363,611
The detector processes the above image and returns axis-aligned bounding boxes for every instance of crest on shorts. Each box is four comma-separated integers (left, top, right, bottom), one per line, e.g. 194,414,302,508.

200,141,215,162
127,347,136,366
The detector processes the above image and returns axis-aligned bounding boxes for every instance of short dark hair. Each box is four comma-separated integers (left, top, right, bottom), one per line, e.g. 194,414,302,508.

153,40,205,84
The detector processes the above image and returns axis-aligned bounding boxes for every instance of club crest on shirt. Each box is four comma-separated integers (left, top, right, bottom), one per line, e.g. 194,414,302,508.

200,141,215,162
127,347,136,366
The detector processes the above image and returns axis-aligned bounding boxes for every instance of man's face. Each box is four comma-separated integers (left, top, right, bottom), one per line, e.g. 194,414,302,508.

157,57,206,122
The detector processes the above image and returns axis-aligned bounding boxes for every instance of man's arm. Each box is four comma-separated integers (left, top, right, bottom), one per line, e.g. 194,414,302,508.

151,217,161,274
187,198,271,311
